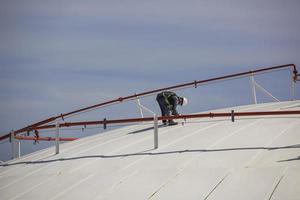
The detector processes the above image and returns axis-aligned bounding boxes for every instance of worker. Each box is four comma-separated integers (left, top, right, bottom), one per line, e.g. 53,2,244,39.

156,91,188,126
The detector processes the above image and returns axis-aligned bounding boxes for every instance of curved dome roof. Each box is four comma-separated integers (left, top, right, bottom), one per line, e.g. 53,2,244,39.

1,100,300,200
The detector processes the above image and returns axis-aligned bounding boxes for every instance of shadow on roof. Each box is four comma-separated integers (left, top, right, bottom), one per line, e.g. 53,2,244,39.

277,155,300,162
1,144,300,167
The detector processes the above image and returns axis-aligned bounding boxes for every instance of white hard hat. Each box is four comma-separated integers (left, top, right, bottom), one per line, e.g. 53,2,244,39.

181,97,188,106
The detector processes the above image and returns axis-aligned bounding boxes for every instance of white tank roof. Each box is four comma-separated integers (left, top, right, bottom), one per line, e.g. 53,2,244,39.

1,100,300,200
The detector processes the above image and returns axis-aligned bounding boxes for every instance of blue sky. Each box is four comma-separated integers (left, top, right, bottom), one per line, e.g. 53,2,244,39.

0,0,300,161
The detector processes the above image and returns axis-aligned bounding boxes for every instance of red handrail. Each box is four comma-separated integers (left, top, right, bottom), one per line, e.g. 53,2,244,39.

2,110,298,142
0,64,298,141
15,110,300,132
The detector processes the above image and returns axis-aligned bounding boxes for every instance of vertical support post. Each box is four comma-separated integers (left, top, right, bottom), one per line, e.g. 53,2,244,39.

103,118,107,129
10,130,15,159
135,94,144,118
251,73,257,104
291,80,295,101
16,139,21,158
55,121,60,154
154,114,158,149
291,70,296,100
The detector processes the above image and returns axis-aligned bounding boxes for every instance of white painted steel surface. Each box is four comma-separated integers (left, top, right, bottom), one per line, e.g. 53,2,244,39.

1,101,300,200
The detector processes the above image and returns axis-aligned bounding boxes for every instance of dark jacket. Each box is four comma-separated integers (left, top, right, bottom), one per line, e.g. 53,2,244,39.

156,91,180,116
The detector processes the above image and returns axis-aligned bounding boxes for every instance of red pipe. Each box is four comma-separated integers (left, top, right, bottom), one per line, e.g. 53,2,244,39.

0,134,10,141
26,110,300,131
14,136,77,141
4,110,298,143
